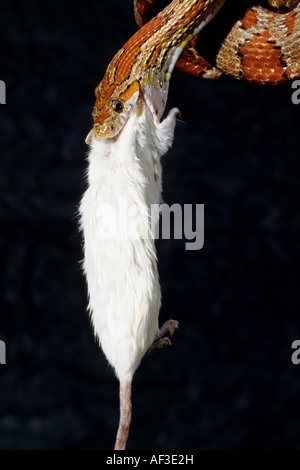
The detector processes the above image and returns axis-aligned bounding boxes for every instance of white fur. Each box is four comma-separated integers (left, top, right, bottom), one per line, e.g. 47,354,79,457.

79,102,178,381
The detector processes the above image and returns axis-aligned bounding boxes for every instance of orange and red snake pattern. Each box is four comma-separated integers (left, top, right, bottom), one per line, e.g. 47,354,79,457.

135,0,300,84
91,0,299,138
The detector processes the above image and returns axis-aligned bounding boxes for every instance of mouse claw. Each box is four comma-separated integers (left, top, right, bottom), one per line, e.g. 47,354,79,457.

146,337,172,355
158,319,179,338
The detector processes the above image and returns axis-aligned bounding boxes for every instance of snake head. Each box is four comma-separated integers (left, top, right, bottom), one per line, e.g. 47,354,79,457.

89,80,140,141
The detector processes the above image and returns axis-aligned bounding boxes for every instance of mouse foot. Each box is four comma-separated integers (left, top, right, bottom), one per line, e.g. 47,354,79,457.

158,319,179,338
146,319,179,355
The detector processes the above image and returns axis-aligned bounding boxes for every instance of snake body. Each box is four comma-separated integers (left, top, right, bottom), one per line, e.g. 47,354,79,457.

135,0,300,84
91,0,226,140
214,0,300,83
89,0,300,141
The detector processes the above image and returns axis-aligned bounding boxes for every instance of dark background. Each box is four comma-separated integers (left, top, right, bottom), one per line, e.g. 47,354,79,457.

1,0,300,450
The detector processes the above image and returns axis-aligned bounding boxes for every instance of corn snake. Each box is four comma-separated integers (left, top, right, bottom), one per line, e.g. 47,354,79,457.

134,0,300,84
89,0,300,141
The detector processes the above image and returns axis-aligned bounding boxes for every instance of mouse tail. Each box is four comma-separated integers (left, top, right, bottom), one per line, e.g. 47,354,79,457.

114,378,132,450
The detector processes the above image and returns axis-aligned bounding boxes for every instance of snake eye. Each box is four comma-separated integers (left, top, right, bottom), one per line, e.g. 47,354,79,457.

112,100,124,113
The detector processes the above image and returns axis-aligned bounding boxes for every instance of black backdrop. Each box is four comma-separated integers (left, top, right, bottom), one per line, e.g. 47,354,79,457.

1,0,300,450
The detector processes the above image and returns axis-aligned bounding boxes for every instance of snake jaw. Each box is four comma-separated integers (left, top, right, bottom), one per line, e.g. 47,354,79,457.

88,74,169,142
139,52,179,123
139,78,169,123
90,82,141,141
